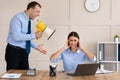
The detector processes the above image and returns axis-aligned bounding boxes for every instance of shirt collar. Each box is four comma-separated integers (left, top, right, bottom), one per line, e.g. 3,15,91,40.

67,48,80,54
23,12,29,21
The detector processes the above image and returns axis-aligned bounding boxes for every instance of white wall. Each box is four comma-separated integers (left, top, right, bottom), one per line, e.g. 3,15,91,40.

0,0,120,74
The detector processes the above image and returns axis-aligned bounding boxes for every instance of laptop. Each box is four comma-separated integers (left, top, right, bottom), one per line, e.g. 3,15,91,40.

66,63,99,76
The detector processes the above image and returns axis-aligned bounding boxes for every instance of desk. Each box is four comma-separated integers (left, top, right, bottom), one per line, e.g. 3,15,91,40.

0,70,120,80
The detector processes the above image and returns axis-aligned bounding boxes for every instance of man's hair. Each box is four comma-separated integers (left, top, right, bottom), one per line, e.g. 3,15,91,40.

27,1,41,10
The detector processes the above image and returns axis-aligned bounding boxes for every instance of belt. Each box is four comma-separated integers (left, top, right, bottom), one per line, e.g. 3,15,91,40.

8,43,26,51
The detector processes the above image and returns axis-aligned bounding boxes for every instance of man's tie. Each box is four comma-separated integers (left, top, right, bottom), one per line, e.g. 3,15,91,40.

26,20,31,54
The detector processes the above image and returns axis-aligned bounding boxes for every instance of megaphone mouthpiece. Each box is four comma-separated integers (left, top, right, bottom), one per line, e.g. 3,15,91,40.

36,18,40,22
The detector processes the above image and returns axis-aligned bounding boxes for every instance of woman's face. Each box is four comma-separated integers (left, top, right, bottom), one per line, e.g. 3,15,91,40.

68,36,79,49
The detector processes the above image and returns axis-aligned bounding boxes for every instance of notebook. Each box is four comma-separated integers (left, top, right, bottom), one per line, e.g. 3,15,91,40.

66,63,99,76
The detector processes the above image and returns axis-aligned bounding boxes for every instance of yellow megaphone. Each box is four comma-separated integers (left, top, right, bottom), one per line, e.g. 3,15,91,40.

36,21,56,40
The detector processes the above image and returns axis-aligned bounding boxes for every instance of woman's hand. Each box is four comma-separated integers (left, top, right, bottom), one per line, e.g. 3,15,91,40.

50,41,69,61
78,40,83,50
78,40,94,59
63,41,70,50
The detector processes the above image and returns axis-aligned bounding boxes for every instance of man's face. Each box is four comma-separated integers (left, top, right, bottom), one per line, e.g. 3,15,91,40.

29,5,41,20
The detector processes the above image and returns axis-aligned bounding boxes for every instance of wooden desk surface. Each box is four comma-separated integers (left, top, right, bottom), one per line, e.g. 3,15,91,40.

0,70,120,80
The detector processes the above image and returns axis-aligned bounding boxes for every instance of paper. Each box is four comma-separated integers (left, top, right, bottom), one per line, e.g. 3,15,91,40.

1,73,22,78
96,69,113,74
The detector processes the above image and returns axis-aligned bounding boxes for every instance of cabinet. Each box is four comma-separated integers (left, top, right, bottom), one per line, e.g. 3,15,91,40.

97,42,120,72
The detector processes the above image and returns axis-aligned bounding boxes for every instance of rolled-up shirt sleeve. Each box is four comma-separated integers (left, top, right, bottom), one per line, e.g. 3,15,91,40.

88,56,97,63
50,55,62,63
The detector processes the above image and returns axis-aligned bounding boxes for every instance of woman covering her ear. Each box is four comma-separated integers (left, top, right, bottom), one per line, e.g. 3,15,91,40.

50,31,96,71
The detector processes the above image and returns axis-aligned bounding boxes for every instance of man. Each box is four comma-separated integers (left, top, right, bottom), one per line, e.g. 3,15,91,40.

5,1,47,71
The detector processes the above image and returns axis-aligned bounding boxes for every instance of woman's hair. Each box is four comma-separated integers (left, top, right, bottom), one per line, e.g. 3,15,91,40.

67,31,79,39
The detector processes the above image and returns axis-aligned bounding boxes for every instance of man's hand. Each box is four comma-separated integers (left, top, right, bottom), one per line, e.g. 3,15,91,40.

35,32,43,39
37,44,47,54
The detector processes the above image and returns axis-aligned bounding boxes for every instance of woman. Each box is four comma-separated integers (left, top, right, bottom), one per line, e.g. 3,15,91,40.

50,31,96,71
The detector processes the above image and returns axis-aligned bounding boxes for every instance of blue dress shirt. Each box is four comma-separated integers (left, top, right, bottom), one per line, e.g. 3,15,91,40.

51,48,96,71
7,12,38,49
